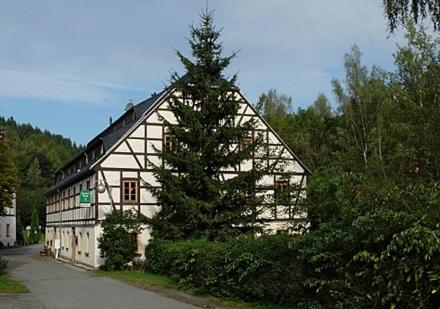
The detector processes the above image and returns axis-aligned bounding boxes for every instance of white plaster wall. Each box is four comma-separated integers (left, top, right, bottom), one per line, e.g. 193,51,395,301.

140,189,157,204
157,110,177,124
114,142,130,153
146,125,162,138
140,205,160,218
140,171,159,187
147,140,161,153
130,125,145,138
127,139,145,153
101,154,139,169
0,216,16,246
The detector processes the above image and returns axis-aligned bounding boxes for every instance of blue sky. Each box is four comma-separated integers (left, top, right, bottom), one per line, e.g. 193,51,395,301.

0,0,405,145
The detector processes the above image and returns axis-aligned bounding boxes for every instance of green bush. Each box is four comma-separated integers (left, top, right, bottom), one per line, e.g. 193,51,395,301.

0,257,8,275
145,236,313,305
302,169,440,308
98,209,146,271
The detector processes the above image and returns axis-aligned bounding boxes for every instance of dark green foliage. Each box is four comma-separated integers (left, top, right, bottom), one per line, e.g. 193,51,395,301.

0,116,81,226
258,93,336,172
0,257,8,275
27,208,41,244
18,159,46,227
390,23,440,180
149,9,268,241
98,209,147,271
144,236,312,305
383,0,440,32
299,168,440,308
0,135,18,215
256,89,292,124
15,216,24,245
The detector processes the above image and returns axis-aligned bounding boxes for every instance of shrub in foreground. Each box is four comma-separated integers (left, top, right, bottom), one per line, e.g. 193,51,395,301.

144,236,313,305
98,209,146,271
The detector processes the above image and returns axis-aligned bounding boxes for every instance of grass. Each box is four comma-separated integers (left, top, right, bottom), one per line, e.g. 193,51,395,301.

96,270,288,309
0,275,29,294
96,270,179,290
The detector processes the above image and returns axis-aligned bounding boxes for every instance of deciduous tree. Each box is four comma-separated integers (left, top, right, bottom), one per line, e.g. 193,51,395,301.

383,0,440,33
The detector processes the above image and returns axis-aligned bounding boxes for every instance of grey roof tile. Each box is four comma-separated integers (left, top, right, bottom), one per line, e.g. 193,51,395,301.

48,90,165,193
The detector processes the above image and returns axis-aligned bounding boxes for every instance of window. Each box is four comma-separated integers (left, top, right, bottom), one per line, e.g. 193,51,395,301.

78,232,82,254
6,224,10,237
85,233,90,257
122,179,138,204
131,232,141,257
274,179,289,200
240,133,253,151
164,131,174,151
73,187,77,207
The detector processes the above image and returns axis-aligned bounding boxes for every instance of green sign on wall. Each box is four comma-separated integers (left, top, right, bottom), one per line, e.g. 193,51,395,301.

80,189,91,206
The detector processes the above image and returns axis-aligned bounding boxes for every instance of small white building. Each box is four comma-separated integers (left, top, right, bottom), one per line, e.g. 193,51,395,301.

0,192,16,247
45,84,310,268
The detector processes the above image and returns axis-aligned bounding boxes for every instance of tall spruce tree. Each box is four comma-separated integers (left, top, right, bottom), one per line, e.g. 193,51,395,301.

149,9,269,241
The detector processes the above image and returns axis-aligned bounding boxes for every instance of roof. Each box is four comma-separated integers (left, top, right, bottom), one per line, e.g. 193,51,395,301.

47,80,311,195
47,90,166,194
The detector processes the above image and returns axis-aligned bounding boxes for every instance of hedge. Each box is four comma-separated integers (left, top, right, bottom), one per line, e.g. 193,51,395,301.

143,236,315,306
143,229,439,308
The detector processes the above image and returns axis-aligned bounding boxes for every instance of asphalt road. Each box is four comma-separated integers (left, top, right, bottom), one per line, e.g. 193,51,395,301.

1,245,195,309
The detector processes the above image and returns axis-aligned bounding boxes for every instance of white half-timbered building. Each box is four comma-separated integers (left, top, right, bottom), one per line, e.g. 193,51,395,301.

45,85,310,268
1,192,16,247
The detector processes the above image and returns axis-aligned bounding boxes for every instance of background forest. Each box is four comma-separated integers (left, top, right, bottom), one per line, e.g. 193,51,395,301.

0,116,81,241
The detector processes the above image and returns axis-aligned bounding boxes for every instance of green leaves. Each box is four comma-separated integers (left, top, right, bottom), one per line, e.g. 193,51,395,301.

27,208,41,244
299,166,440,307
98,209,147,270
0,131,18,215
0,116,81,227
144,236,308,304
383,0,440,33
149,9,268,241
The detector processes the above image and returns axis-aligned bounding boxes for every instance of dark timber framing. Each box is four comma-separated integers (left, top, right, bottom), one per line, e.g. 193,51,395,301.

45,88,310,229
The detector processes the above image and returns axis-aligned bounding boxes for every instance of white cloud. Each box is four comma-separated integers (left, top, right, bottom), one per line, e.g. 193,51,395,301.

0,0,407,107
0,69,125,104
